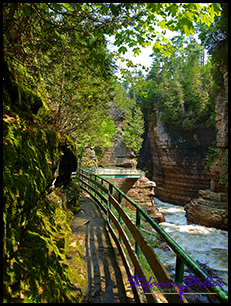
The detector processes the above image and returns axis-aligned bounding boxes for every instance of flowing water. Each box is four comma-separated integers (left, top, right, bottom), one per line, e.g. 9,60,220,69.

152,197,228,294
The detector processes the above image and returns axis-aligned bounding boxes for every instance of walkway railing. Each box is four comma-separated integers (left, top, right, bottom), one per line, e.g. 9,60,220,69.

72,168,228,303
82,167,145,178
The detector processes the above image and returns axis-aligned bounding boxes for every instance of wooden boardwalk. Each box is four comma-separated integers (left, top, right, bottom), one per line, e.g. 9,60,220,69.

68,193,136,303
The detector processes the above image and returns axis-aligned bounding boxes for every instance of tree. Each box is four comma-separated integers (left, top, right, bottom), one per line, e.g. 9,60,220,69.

113,81,134,111
198,3,228,91
111,3,221,56
3,3,222,152
136,35,215,129
112,80,145,155
159,68,185,126
3,3,222,65
122,107,145,155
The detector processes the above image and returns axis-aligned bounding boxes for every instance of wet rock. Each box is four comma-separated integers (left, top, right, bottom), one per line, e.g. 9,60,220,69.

184,190,228,230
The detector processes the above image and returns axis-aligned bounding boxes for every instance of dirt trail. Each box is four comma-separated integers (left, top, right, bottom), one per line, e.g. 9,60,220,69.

67,192,135,303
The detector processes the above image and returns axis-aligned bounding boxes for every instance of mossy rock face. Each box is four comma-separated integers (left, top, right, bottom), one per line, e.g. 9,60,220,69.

4,191,80,303
3,59,81,302
3,116,81,302
3,58,43,116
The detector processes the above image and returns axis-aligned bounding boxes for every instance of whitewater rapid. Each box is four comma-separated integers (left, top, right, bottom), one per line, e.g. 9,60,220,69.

152,197,228,293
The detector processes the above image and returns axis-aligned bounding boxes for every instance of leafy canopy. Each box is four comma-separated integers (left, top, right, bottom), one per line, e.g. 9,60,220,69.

110,3,221,57
3,3,221,63
3,3,222,154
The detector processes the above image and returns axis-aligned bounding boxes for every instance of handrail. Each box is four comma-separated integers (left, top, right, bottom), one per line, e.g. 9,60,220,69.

73,168,228,303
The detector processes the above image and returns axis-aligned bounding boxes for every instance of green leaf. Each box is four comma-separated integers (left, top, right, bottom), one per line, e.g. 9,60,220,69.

201,14,211,27
133,48,141,56
159,20,167,29
167,3,178,17
118,46,127,54
212,3,222,15
153,41,163,52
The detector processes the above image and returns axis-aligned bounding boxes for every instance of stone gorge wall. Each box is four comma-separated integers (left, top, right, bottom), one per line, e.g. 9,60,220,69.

137,67,228,230
184,67,228,230
99,102,137,169
98,141,137,169
146,113,216,206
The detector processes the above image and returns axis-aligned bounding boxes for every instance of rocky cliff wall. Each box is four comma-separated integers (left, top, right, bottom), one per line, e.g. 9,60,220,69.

146,113,216,206
184,67,228,230
98,102,137,168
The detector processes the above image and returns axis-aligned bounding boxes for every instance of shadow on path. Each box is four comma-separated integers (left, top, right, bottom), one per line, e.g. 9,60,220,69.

69,193,131,303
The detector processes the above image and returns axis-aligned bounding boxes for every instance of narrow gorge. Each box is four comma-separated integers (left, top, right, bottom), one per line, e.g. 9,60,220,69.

4,3,227,303
95,66,228,231
138,71,228,230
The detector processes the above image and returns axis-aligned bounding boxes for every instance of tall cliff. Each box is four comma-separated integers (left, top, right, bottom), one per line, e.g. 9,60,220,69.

139,111,216,206
98,102,137,168
138,67,228,230
184,67,228,230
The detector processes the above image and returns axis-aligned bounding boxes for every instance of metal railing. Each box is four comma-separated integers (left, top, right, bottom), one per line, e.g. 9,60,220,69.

82,167,145,178
72,168,228,303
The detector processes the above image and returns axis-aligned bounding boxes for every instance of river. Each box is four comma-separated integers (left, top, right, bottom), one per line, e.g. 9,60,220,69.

152,197,228,298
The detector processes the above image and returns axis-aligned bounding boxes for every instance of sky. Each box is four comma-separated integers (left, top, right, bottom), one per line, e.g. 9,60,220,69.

106,30,208,79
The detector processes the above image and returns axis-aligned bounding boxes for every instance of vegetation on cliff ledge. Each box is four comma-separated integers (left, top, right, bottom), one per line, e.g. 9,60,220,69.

136,36,216,130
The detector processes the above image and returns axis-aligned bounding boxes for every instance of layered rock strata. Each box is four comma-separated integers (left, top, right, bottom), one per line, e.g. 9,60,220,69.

126,176,166,223
106,176,165,224
184,190,228,230
147,113,216,206
99,142,136,168
184,67,228,229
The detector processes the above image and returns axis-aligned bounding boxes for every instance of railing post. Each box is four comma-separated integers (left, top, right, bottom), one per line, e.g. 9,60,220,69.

94,174,97,197
118,193,123,243
89,173,92,191
175,256,185,285
100,178,104,204
107,183,113,224
135,209,141,259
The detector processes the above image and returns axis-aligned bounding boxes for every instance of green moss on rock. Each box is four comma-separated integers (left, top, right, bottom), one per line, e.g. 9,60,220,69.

3,58,81,303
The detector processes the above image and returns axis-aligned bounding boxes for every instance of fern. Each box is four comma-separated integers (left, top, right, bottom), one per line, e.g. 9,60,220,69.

204,140,218,171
